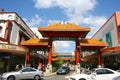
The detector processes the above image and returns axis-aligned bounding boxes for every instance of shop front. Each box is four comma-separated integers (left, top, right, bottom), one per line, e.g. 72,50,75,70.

0,43,28,73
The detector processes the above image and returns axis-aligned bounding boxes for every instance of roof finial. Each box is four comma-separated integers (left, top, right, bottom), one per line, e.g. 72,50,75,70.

1,8,4,12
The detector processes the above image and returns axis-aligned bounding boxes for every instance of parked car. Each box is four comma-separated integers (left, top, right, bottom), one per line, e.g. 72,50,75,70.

69,68,120,80
57,66,70,74
0,67,44,80
112,75,120,80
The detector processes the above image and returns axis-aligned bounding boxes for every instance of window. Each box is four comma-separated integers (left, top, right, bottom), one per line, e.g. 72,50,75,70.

96,69,105,74
96,69,114,75
16,17,18,22
118,27,120,32
0,26,2,34
106,32,112,47
99,38,102,41
22,68,36,72
105,69,114,74
8,15,12,20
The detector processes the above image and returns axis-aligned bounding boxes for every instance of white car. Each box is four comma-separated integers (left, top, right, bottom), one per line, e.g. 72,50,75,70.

0,67,44,80
69,68,120,80
112,75,120,80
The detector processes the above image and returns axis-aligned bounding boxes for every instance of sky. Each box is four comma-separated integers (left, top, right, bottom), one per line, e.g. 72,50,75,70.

0,0,120,53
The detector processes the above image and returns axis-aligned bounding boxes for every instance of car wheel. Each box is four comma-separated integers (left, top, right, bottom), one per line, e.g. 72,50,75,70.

79,78,86,80
7,75,15,80
34,75,40,80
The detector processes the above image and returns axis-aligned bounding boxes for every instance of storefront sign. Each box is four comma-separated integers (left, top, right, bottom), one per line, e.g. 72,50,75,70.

1,44,16,49
0,43,28,52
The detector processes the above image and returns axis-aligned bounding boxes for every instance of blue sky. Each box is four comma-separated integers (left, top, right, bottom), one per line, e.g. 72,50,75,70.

0,0,120,53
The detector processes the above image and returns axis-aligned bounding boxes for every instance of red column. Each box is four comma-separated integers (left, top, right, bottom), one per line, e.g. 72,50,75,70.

26,52,30,64
98,50,102,66
48,38,52,65
75,38,80,64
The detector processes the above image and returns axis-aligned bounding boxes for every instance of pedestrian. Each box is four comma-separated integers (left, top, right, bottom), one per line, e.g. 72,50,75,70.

30,64,34,68
15,64,19,70
18,64,22,70
38,63,43,70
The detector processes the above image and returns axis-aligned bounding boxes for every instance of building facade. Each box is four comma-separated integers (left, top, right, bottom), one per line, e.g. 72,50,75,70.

92,12,120,70
0,9,36,73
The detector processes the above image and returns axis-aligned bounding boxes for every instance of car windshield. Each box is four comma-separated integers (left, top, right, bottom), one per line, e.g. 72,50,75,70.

85,68,96,74
62,67,68,69
90,68,96,73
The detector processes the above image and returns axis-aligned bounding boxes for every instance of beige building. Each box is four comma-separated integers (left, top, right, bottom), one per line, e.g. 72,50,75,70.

92,12,120,70
0,9,36,73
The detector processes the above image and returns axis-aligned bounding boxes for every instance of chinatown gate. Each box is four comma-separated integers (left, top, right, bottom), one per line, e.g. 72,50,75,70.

21,22,108,73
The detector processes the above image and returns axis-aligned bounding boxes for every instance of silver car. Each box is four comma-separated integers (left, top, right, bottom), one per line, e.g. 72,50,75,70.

0,67,44,80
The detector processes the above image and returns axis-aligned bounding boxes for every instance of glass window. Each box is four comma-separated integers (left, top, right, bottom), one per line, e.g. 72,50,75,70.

106,32,112,47
105,69,114,74
22,69,28,72
22,68,36,72
8,15,12,20
99,38,102,41
96,69,114,75
16,17,18,22
118,27,120,32
96,69,105,74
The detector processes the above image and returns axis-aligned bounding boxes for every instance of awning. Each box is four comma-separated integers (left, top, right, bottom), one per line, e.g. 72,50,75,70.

102,46,120,56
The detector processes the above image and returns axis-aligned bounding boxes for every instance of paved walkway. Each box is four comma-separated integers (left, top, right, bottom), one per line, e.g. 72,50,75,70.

44,72,57,76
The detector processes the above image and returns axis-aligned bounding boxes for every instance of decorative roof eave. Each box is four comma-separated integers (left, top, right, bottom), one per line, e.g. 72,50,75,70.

38,27,90,31
52,58,59,61
52,53,58,57
38,23,90,37
20,38,49,47
38,23,90,31
80,38,108,50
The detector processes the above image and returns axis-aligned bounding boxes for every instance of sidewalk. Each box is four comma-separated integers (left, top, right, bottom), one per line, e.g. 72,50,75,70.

44,72,56,77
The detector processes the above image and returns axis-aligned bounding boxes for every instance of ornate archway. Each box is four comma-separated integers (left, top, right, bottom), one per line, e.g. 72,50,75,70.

21,22,108,73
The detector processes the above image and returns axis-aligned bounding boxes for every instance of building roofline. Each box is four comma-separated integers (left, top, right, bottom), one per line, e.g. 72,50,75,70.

92,12,118,38
0,11,36,37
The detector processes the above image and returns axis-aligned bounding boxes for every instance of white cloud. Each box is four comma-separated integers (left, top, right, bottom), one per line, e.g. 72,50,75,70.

55,41,70,48
33,0,107,37
53,41,75,53
23,14,43,27
34,0,56,9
